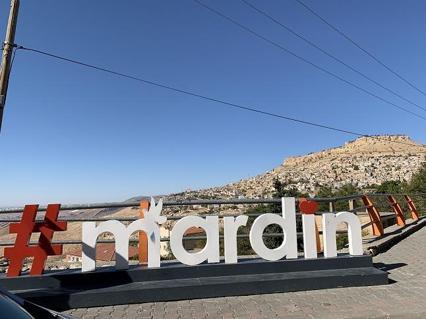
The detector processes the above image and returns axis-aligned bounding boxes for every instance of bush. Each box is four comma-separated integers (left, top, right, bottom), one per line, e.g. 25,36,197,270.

407,162,426,193
374,180,407,194
407,162,426,212
315,184,359,212
336,234,348,250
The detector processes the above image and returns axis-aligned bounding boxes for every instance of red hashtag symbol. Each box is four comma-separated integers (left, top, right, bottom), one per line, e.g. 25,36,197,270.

4,204,67,277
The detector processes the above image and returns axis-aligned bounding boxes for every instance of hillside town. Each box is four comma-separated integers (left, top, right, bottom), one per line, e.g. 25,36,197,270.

167,135,426,200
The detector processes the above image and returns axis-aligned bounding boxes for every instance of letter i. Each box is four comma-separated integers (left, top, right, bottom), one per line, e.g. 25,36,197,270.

302,214,318,259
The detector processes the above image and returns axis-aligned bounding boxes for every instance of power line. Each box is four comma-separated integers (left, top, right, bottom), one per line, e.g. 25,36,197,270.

294,0,426,98
18,45,363,136
192,0,426,121
240,0,426,113
16,45,424,148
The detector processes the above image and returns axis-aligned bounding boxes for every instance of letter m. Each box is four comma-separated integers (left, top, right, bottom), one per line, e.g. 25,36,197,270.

81,219,161,272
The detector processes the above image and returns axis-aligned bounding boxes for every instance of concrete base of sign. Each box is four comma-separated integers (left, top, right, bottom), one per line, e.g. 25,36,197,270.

0,255,387,311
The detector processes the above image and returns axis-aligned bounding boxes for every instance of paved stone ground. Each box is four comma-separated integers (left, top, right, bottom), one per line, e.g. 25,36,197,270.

63,227,426,319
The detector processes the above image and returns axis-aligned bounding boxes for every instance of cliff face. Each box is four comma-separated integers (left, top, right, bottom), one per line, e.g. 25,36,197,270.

276,135,425,194
167,135,426,200
285,135,424,166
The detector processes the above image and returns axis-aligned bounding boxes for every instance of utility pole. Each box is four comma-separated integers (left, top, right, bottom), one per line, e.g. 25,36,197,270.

0,0,20,132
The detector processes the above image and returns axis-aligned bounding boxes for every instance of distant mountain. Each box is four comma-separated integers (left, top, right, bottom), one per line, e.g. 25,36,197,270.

124,196,150,203
165,135,426,200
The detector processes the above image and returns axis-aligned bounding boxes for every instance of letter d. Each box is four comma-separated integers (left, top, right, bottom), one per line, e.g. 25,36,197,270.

249,197,298,261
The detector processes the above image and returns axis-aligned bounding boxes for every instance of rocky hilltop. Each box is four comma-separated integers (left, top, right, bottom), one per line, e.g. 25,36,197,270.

167,135,426,200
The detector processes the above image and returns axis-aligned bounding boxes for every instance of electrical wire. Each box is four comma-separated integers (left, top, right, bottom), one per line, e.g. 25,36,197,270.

18,45,363,136
294,0,426,97
241,0,426,113
16,45,425,148
192,0,426,121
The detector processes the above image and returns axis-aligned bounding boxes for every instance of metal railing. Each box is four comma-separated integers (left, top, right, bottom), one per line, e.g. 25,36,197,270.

0,193,424,249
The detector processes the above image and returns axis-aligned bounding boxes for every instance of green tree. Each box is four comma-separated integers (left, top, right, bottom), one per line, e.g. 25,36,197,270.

334,183,359,197
407,162,426,212
315,183,359,212
374,180,407,194
263,179,306,248
334,183,359,211
408,162,426,193
273,178,304,198
316,186,333,211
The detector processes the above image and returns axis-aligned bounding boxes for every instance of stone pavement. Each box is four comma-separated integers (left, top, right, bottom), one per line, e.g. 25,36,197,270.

63,227,426,319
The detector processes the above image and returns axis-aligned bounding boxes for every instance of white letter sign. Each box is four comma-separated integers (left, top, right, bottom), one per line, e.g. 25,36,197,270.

223,215,248,263
82,198,165,272
170,216,220,266
249,197,298,261
322,212,363,258
79,197,364,273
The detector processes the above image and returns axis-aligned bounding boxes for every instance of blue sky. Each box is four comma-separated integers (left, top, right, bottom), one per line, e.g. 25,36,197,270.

0,0,425,206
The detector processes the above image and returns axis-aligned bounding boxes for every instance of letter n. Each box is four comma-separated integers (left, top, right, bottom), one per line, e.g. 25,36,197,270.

322,212,363,258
